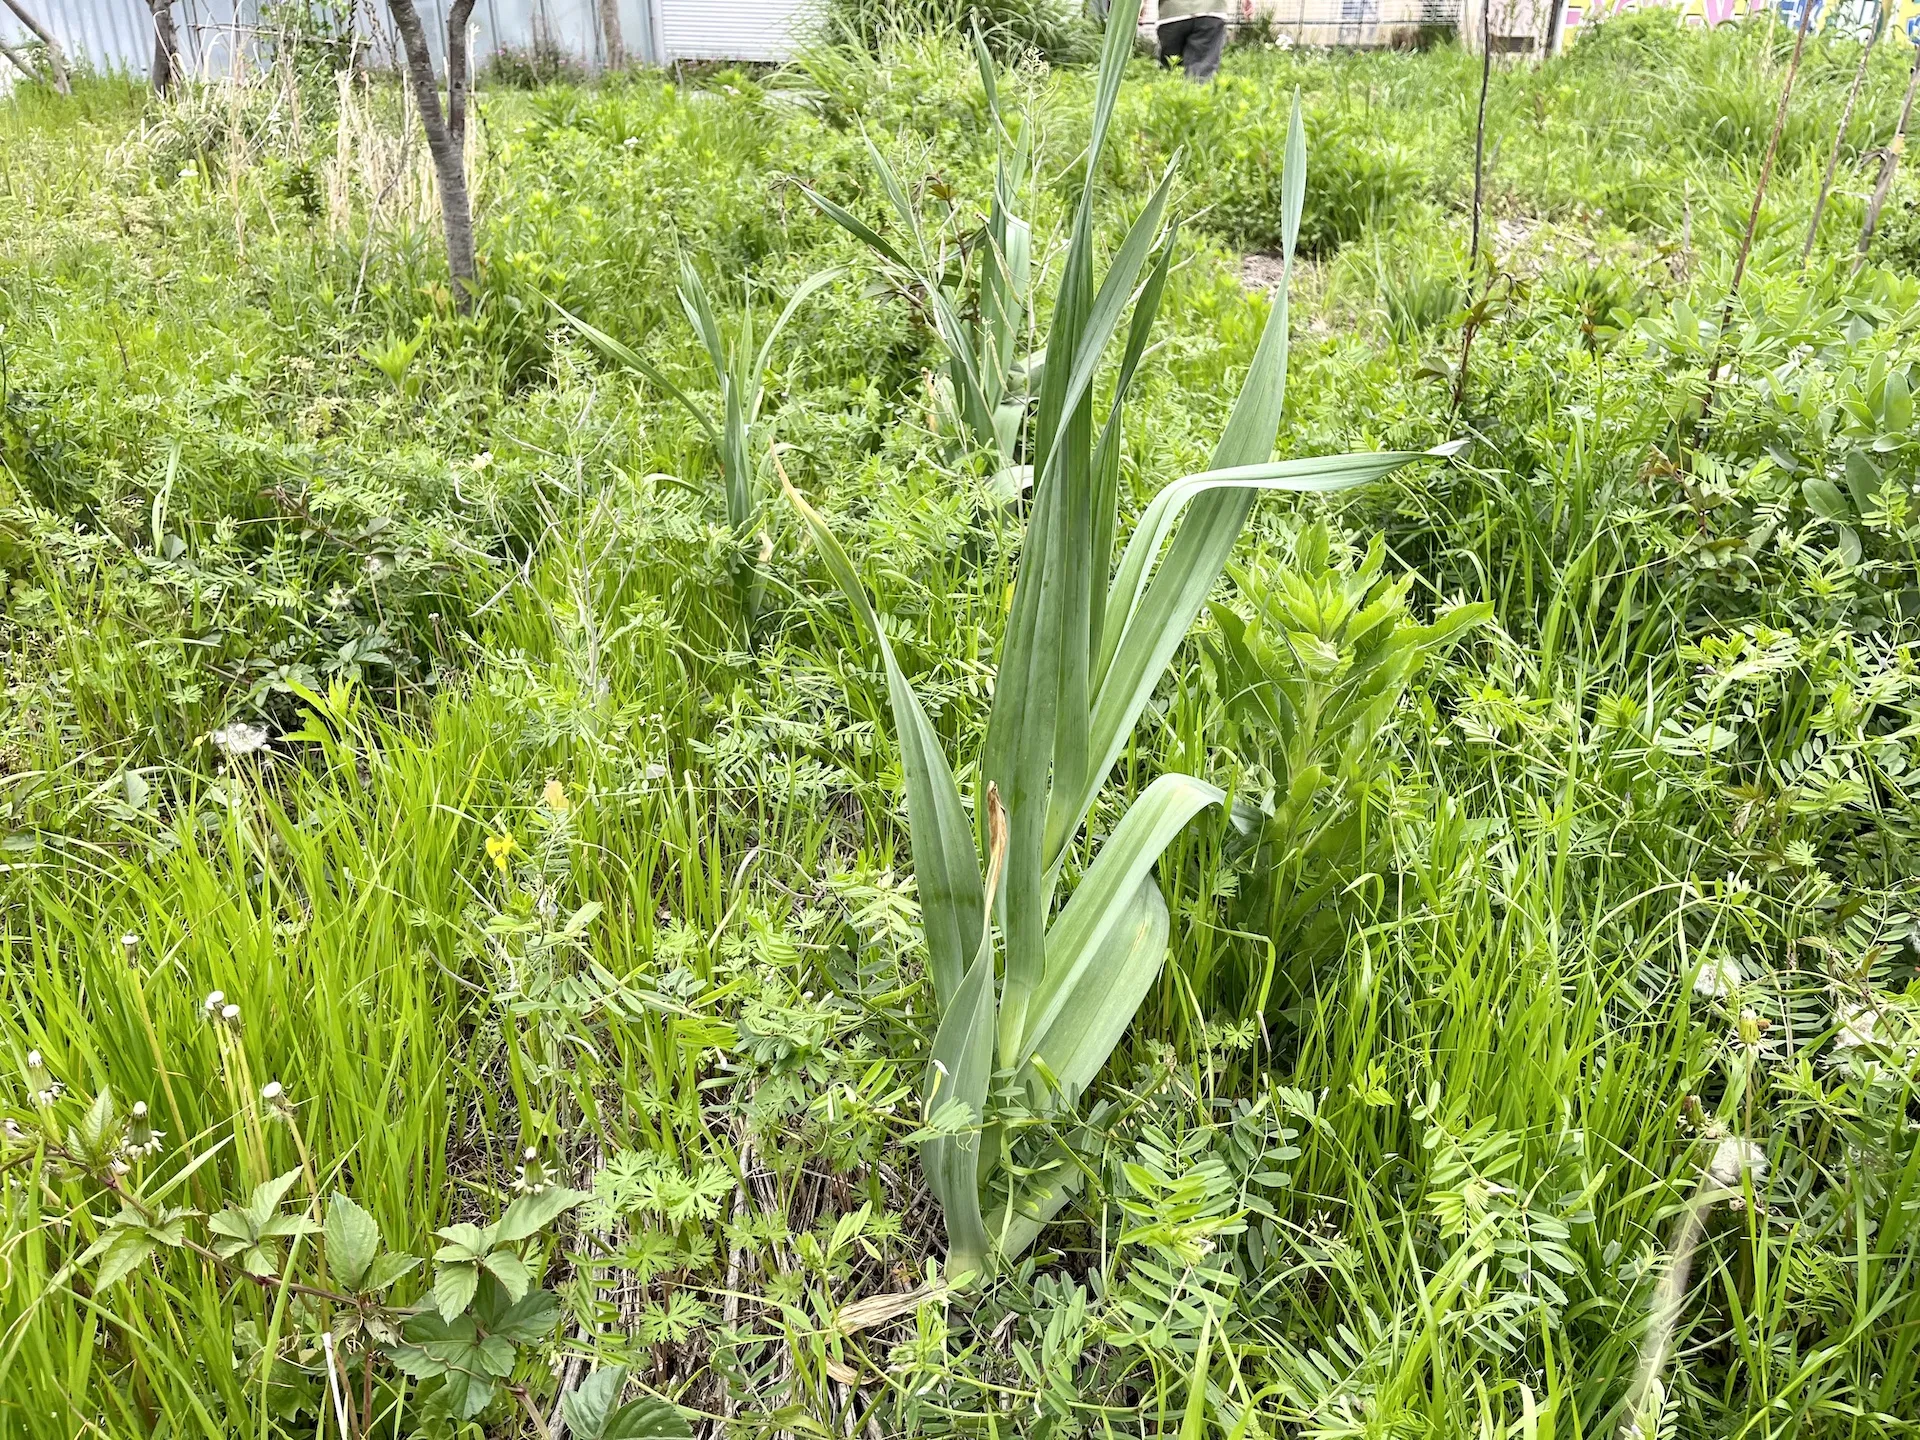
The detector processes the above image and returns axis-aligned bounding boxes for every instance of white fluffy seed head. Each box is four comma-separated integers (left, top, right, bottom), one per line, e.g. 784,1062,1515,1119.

1707,1137,1766,1189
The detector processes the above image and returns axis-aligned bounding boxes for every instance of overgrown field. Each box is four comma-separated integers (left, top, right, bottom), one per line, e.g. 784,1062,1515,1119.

5,12,1920,1438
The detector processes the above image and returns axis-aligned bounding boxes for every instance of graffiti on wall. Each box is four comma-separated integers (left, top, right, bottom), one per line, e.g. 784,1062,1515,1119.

1560,0,1920,41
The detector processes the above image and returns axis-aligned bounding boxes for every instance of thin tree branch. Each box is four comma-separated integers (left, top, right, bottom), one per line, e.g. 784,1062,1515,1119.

1803,13,1880,265
0,0,65,93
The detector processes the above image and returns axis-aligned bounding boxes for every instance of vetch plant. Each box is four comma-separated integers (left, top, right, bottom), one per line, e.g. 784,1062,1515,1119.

560,261,837,628
782,0,1451,1280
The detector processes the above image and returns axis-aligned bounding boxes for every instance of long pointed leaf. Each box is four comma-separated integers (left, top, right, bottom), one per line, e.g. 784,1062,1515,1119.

921,935,995,1279
801,185,914,271
677,260,728,381
1058,451,1441,873
1020,774,1218,1077
551,303,720,449
1096,450,1443,695
749,267,842,420
1089,220,1178,721
920,785,1006,1281
780,469,983,1009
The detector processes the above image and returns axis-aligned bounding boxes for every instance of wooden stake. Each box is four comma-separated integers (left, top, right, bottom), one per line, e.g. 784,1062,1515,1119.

1858,44,1920,268
1703,0,1815,395
1803,12,1882,265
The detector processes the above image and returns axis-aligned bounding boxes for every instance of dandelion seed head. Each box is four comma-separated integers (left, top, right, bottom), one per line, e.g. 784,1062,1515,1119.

1833,1004,1880,1053
1707,1137,1765,1189
1692,954,1741,1000
210,722,270,758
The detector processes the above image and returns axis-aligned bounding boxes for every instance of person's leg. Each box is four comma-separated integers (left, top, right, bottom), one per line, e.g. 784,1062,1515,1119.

1182,15,1227,81
1157,17,1192,68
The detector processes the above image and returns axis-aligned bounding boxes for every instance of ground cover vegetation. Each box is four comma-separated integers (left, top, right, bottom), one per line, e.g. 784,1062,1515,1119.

2,6,1920,1437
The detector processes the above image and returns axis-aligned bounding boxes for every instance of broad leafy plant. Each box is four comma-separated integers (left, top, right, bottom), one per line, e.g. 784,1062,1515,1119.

803,31,1035,490
1206,523,1489,969
0,1058,685,1433
782,0,1450,1279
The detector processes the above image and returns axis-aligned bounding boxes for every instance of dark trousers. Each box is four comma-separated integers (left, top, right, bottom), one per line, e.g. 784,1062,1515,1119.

1157,15,1226,82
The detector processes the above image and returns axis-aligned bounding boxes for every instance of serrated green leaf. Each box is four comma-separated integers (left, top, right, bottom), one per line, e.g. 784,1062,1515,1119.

480,1248,532,1302
365,1250,422,1291
325,1194,380,1291
487,1288,562,1345
92,1228,158,1290
434,1260,480,1321
433,1222,490,1261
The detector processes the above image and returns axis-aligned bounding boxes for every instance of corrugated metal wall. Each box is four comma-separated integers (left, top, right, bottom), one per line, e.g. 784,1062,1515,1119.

656,0,821,61
2,0,824,74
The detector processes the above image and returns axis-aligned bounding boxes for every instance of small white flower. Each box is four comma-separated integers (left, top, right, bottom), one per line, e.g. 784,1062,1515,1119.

178,165,196,179
1693,954,1742,1000
221,1003,240,1023
203,990,225,1016
210,722,270,758
261,1081,283,1101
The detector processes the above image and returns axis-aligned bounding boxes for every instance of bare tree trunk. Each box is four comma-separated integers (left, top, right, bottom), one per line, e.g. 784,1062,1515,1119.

598,0,626,70
383,0,478,310
1802,14,1880,265
0,0,68,94
447,0,477,152
148,0,181,95
1858,46,1920,269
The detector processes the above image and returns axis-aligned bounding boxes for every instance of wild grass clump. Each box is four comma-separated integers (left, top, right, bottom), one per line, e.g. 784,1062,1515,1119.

817,0,1100,64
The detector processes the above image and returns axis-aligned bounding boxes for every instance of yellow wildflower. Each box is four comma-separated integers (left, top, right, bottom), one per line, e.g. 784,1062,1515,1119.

486,832,518,872
542,778,570,814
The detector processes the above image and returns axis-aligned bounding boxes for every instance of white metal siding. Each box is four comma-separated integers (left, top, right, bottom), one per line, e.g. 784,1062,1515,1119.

655,0,818,60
